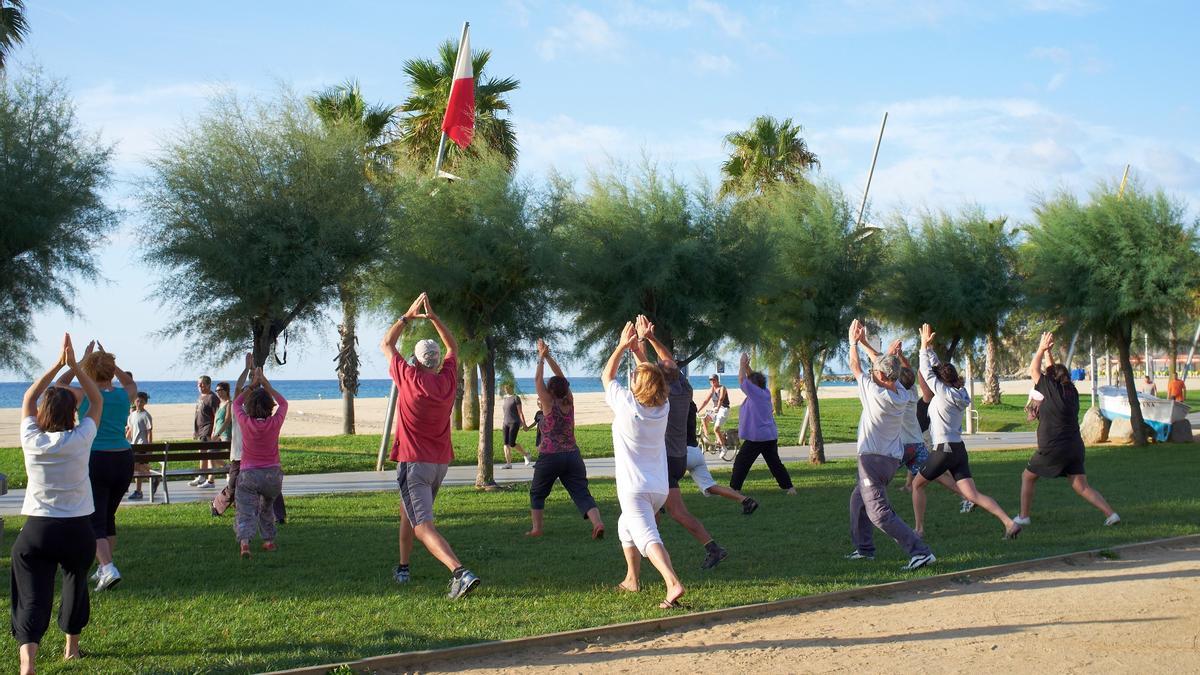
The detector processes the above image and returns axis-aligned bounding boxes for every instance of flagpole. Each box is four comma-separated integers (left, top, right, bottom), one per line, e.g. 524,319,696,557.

432,20,470,179
856,111,888,228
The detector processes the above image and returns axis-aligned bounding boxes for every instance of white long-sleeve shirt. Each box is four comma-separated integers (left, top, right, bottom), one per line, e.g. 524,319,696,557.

920,348,971,445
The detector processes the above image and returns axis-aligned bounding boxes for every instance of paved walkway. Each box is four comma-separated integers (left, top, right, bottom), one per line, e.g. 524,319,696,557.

0,429,1044,516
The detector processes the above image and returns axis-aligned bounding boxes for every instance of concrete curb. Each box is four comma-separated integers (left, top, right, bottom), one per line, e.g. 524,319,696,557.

266,532,1200,674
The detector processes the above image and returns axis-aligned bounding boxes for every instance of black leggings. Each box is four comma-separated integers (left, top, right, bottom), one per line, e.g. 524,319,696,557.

89,450,134,539
730,438,794,491
529,450,598,517
10,516,94,645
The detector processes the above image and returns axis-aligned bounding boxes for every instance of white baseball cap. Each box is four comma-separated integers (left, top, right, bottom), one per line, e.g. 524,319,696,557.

414,339,442,369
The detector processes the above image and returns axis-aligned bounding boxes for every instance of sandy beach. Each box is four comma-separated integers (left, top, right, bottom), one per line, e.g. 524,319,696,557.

2,378,1045,442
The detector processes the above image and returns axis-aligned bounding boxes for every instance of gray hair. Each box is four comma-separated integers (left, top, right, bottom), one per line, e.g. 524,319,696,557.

873,355,902,383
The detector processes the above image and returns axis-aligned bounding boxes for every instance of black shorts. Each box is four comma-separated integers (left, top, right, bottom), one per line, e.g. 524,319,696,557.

89,449,134,539
919,442,972,482
667,454,687,489
1027,445,1086,478
502,423,520,447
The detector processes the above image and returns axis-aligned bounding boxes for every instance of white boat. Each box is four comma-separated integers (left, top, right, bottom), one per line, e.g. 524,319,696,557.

1097,385,1188,440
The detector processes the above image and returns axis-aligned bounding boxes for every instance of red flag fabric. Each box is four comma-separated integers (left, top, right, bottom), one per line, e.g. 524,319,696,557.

441,27,475,148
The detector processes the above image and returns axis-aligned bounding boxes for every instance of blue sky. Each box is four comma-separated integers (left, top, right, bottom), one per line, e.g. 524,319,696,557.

7,0,1199,381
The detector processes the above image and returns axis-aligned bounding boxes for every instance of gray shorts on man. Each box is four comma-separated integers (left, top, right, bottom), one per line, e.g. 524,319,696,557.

397,461,449,527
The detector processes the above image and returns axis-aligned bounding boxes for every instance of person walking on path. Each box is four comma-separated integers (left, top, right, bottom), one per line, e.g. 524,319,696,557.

685,401,759,513
697,374,731,447
604,318,685,609
1167,374,1186,403
54,341,137,592
212,355,288,523
124,392,153,501
499,384,531,469
1016,332,1120,528
845,320,935,571
632,317,730,570
190,375,221,488
525,339,605,539
728,353,796,495
13,334,102,673
231,368,288,558
911,324,1021,540
382,292,481,600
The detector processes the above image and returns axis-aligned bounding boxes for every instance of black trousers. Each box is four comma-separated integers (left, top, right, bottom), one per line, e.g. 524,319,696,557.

730,438,794,491
10,516,94,645
212,460,287,523
89,450,134,539
529,450,598,517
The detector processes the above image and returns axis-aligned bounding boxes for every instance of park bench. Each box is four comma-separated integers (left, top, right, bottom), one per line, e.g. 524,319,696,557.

131,441,231,504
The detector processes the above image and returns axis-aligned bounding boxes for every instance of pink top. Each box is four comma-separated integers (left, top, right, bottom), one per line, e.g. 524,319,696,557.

232,390,287,470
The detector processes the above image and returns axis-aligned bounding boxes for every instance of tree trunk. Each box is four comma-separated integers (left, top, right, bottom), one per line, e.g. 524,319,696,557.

335,284,358,435
1168,315,1179,380
769,362,783,415
475,340,498,489
983,332,1001,405
452,359,463,430
462,360,480,430
1115,329,1149,446
800,348,825,464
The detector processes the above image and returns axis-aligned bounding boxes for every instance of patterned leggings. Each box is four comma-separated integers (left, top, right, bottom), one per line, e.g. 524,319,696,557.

235,466,283,543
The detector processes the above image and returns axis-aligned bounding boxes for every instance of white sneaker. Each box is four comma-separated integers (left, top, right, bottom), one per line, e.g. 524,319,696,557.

1104,513,1121,526
1013,515,1031,526
188,476,205,487
523,457,530,466
502,463,512,469
903,553,936,571
89,567,101,582
95,566,121,592
199,480,215,489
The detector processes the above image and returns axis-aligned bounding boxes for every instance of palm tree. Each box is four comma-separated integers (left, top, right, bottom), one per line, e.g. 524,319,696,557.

0,0,29,72
396,39,519,170
719,115,819,198
308,80,398,435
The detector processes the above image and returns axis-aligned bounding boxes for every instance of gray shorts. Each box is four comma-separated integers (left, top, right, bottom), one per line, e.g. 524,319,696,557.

396,461,449,527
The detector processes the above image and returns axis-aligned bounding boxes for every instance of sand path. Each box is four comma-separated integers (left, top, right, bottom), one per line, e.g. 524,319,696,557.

428,543,1200,674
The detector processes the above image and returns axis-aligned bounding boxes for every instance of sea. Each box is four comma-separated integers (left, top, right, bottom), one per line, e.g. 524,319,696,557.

0,375,854,408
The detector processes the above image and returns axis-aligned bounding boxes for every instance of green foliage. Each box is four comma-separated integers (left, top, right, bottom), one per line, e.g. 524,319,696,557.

719,115,819,198
876,205,1019,358
396,39,519,170
0,0,28,70
554,163,769,361
139,91,391,368
0,70,116,371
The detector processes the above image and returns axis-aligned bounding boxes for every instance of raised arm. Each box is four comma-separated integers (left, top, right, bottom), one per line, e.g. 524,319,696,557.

113,359,138,405
601,322,637,388
1029,331,1053,386
848,320,866,379
534,339,554,411
23,335,70,418
71,339,104,427
738,352,751,385
255,368,289,418
422,296,458,361
380,293,427,360
235,352,253,397
638,315,677,371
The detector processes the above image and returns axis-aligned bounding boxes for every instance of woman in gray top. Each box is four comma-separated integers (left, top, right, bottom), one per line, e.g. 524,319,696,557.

499,384,530,469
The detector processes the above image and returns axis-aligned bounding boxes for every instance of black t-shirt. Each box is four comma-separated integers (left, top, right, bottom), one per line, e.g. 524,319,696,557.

916,399,931,433
687,401,698,447
1035,377,1085,454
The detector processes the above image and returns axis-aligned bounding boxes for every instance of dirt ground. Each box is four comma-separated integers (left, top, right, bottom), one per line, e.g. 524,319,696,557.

425,543,1199,674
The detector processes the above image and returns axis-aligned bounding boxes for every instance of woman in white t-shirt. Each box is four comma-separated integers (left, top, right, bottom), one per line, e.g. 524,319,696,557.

602,318,685,609
13,334,104,672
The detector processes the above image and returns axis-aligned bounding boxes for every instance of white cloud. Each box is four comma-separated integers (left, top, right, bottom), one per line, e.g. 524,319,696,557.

1144,147,1200,190
614,0,692,29
537,7,621,61
693,51,735,74
1022,0,1096,13
688,0,746,37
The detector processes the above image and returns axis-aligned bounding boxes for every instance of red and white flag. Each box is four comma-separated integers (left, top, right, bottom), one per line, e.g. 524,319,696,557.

441,25,475,148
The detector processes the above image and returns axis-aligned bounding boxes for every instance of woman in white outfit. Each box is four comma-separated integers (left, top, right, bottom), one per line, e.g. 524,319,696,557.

602,318,685,609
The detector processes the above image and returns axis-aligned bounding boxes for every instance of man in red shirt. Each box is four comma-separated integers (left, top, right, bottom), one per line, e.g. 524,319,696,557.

381,292,480,600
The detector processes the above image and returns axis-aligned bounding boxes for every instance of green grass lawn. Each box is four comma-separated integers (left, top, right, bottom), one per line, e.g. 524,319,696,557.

1,442,1197,674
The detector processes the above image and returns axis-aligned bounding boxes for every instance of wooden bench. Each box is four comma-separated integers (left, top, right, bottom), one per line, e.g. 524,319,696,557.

131,441,232,504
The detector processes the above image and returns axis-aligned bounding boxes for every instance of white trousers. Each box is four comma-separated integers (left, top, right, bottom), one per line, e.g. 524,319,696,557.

617,491,667,556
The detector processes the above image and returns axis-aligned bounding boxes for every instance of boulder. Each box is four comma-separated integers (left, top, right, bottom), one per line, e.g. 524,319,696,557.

1107,418,1135,445
1080,407,1110,444
1169,419,1194,443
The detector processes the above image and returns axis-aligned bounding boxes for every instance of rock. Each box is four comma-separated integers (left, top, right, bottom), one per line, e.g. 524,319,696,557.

1080,407,1110,444
1107,418,1135,445
1169,419,1194,443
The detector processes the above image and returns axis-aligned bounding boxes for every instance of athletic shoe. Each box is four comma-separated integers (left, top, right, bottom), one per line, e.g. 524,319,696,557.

502,463,512,470
127,490,143,501
845,550,874,561
188,476,205,487
741,497,759,515
902,553,936,571
1104,513,1121,526
199,480,215,489
523,457,531,466
960,499,975,513
240,542,251,559
90,567,101,582
393,565,411,584
95,567,121,592
447,570,481,600
701,544,728,570
1013,515,1031,527
262,541,277,552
